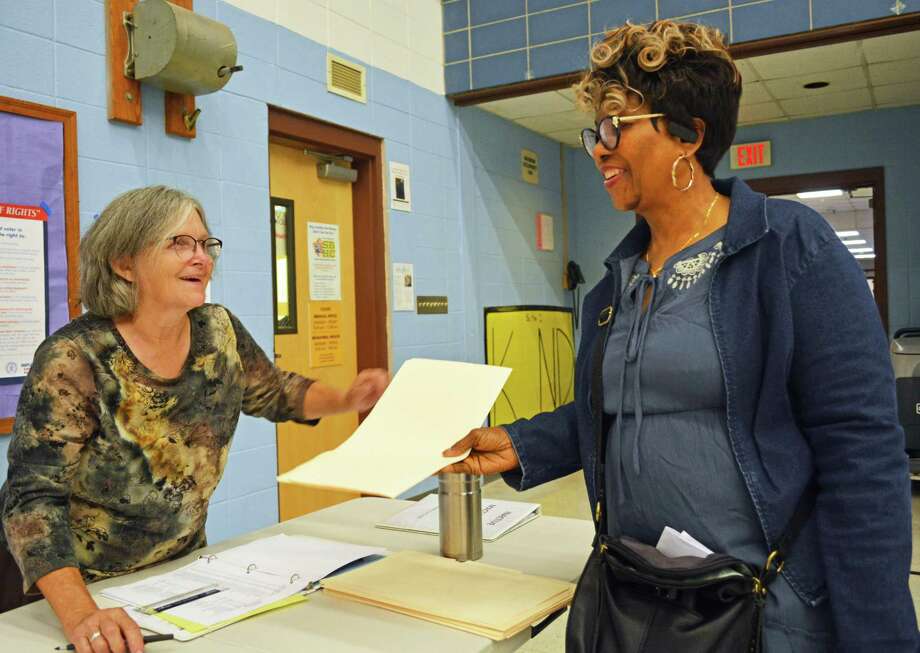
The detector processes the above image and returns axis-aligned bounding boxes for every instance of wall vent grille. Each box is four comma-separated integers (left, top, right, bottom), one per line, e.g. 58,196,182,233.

327,54,366,103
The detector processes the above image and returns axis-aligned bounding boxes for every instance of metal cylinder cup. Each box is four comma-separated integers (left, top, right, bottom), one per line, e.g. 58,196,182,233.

438,473,483,562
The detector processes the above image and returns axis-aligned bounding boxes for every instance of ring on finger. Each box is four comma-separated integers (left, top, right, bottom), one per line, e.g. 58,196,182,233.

89,631,102,642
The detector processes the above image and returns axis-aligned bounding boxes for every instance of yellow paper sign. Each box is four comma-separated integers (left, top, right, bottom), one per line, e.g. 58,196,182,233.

308,302,343,367
521,149,539,185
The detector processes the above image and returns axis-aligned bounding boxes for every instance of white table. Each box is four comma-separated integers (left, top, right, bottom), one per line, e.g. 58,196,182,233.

0,497,593,652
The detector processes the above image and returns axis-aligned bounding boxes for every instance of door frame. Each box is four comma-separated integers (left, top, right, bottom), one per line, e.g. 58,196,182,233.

268,106,390,381
745,167,887,331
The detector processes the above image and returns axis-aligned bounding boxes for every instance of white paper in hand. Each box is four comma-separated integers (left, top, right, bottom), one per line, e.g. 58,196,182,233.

277,358,511,498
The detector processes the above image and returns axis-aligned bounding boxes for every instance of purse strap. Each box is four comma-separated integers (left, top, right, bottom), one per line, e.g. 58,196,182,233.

588,302,815,581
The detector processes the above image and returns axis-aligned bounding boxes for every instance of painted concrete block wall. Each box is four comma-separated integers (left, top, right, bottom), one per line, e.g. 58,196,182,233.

567,106,920,339
444,0,920,93
0,1,568,539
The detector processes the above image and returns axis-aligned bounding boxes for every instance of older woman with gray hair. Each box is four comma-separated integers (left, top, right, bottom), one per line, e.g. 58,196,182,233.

0,186,388,653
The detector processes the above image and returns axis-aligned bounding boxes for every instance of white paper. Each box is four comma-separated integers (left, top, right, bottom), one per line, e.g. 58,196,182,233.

307,222,341,301
102,534,384,628
376,494,540,541
655,526,714,559
389,161,411,211
0,205,47,379
278,358,512,497
393,262,415,311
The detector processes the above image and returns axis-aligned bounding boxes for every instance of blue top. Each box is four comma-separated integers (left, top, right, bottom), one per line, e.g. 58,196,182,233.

602,228,832,650
502,177,918,651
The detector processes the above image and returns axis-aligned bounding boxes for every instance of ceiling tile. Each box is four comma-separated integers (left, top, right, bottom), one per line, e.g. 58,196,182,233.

763,66,867,100
738,101,785,123
779,87,872,116
557,88,576,101
874,81,920,108
736,59,760,83
748,41,862,80
515,110,593,133
479,91,574,119
861,30,920,64
546,129,583,147
740,81,773,105
868,59,920,87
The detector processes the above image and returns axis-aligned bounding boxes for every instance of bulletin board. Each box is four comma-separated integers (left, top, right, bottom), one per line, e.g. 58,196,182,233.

0,96,81,435
484,305,575,427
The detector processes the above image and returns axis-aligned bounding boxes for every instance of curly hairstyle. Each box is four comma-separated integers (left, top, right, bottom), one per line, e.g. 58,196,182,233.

574,20,742,175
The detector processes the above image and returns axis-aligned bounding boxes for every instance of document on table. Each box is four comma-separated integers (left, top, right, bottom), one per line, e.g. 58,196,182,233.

101,534,385,639
376,494,541,542
277,358,512,498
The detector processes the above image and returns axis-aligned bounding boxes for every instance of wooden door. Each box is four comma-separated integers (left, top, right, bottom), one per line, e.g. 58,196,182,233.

270,141,360,519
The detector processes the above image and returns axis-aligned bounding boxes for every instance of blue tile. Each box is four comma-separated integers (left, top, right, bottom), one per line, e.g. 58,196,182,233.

78,159,146,215
371,68,412,112
222,54,275,102
529,0,586,11
231,414,277,452
470,0,524,25
445,62,471,94
55,100,146,168
732,0,809,43
412,182,446,218
276,27,326,81
0,27,53,95
443,0,469,31
216,92,268,143
0,0,53,37
205,501,231,544
221,181,270,230
680,9,730,39
0,83,54,107
236,486,279,534
373,103,412,145
812,0,903,28
226,446,277,498
220,138,269,187
310,84,374,133
529,5,588,46
55,0,104,54
221,271,272,318
273,68,319,116
659,0,726,18
411,149,442,187
55,44,105,107
532,38,589,81
216,1,277,63
590,0,656,33
412,118,453,156
196,0,218,19
444,30,469,62
411,85,453,126
175,175,221,225
471,18,525,58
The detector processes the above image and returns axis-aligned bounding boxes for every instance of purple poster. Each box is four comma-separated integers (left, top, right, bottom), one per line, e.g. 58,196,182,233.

0,111,70,422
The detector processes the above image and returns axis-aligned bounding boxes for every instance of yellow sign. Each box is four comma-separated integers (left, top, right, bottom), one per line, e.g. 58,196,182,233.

484,306,575,426
521,149,539,185
308,302,343,367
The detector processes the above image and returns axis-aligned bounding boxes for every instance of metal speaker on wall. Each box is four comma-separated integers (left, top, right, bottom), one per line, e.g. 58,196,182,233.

125,0,242,95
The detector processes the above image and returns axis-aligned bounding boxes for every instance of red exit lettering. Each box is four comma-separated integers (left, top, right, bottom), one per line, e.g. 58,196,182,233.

732,141,771,169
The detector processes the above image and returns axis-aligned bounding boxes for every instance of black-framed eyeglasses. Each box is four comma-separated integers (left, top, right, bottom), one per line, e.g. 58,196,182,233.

580,113,664,158
166,234,223,261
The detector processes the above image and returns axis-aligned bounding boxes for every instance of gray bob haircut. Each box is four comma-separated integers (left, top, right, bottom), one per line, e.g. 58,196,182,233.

79,185,209,318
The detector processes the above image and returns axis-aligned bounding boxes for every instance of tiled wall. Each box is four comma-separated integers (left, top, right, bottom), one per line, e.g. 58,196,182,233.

567,105,920,335
0,0,568,539
443,0,920,93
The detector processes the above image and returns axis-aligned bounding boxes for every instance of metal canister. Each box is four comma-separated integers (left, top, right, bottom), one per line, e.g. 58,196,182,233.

438,473,483,562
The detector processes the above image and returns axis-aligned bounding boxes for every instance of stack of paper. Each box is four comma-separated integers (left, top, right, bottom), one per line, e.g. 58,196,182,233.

277,359,512,498
655,526,714,559
101,534,385,640
322,550,575,640
376,495,541,542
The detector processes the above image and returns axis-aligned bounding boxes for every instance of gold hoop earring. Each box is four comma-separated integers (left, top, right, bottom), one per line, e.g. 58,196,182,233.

671,154,694,192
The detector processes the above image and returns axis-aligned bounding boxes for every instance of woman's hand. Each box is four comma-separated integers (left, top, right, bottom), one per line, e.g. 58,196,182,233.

441,427,520,475
63,606,145,653
344,368,389,413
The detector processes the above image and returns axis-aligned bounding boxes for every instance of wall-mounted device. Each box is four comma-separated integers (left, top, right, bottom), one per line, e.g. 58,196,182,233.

124,0,242,96
306,149,358,183
565,260,585,329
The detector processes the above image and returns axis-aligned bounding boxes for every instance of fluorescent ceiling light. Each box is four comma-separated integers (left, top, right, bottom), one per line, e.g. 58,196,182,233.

854,254,876,259
841,239,867,246
797,189,843,199
835,230,860,238
848,247,874,254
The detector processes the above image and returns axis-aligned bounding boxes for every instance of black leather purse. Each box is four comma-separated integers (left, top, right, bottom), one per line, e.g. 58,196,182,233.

565,304,814,653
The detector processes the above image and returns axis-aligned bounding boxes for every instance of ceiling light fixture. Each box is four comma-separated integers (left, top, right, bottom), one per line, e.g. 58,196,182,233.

841,239,867,246
848,247,874,254
797,189,843,199
854,253,876,259
835,230,860,238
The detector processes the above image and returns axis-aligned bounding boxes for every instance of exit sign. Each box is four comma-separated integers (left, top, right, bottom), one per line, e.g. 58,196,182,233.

730,141,772,169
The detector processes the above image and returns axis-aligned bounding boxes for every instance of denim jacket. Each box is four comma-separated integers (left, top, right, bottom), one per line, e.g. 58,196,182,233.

503,177,918,651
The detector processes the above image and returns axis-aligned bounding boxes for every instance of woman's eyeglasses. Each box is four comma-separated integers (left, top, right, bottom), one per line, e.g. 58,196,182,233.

167,234,223,261
580,113,664,157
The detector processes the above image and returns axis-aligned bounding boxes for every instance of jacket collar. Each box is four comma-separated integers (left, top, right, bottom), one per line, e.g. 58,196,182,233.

603,177,770,271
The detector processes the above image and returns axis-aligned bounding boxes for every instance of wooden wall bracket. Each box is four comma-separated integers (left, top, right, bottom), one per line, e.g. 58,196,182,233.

105,0,198,138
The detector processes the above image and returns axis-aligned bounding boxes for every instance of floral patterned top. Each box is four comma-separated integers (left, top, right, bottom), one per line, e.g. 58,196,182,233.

0,304,316,593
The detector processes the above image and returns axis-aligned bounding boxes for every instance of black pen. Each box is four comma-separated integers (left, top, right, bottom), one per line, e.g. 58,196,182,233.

152,587,221,612
54,633,174,650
